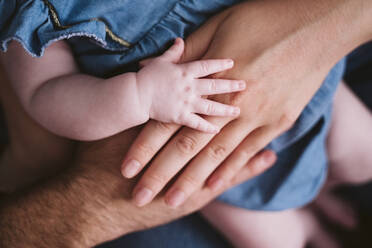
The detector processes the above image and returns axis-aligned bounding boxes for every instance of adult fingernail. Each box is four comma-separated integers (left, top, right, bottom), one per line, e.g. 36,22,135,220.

134,187,153,207
166,189,185,208
122,159,141,178
228,59,234,66
208,177,224,192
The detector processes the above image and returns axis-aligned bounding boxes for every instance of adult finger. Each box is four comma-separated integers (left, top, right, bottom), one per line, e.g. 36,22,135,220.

121,120,180,178
131,115,233,207
230,149,276,185
206,125,280,190
160,38,184,63
181,9,231,62
163,119,257,207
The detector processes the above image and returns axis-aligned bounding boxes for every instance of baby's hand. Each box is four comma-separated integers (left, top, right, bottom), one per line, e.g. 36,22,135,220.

136,38,245,133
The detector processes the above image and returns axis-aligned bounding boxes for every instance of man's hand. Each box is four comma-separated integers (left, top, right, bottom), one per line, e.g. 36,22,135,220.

121,0,372,207
0,125,276,247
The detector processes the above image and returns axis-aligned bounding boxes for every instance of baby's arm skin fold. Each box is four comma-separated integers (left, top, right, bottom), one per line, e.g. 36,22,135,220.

0,38,244,141
1,40,146,141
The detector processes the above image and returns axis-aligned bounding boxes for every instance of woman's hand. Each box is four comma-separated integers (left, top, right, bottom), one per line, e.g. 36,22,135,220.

121,0,372,207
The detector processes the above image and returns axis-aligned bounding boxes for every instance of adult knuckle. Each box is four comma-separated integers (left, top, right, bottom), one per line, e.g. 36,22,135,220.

145,172,169,188
221,164,237,178
135,142,155,157
207,144,227,161
175,134,198,154
155,121,175,132
180,174,200,189
239,145,259,161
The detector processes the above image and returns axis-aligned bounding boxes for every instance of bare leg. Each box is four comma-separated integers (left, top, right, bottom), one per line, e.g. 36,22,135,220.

309,82,372,230
201,202,339,248
0,65,75,192
327,82,372,185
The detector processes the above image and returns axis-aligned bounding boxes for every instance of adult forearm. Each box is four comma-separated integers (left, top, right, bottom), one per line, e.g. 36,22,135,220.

0,168,103,247
296,0,372,61
0,158,136,248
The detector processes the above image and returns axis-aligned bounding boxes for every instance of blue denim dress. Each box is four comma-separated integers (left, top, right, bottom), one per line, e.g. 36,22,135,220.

0,0,346,246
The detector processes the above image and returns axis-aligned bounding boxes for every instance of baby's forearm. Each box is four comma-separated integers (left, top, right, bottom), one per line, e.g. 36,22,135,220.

26,72,149,141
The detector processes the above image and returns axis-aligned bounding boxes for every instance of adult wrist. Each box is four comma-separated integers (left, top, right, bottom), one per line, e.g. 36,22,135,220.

318,0,372,56
69,159,136,246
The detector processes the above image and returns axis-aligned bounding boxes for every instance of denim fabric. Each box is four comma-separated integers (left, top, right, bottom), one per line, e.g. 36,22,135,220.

0,0,345,215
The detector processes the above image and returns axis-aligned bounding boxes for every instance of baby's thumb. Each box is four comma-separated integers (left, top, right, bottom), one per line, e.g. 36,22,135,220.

160,38,184,63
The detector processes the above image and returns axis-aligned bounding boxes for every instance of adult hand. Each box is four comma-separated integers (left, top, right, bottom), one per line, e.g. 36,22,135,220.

74,128,275,245
121,0,372,207
0,124,276,247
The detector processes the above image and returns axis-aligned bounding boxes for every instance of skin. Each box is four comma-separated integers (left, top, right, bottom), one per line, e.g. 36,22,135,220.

0,39,243,141
202,82,372,248
0,0,371,247
0,122,276,247
0,3,280,246
121,0,372,208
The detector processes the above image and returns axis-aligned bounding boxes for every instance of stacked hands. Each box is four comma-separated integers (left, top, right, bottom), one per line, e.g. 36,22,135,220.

119,0,363,208
136,38,245,134
2,0,371,245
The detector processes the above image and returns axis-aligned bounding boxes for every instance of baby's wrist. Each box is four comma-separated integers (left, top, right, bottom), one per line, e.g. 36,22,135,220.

135,71,153,121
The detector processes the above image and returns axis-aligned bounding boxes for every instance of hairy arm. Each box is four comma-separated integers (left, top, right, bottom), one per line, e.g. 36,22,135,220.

0,126,275,247
0,41,147,141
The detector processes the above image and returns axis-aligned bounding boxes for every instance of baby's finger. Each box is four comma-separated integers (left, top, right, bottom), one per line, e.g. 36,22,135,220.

196,79,246,95
181,114,220,133
193,99,240,117
183,59,234,78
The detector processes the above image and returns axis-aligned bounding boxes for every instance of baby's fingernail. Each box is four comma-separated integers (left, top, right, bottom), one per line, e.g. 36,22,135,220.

166,189,185,208
227,59,234,66
239,81,246,89
208,177,224,192
232,107,240,116
134,187,153,207
122,159,141,178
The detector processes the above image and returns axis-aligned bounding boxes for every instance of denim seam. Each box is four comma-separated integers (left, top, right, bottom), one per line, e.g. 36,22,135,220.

119,0,187,59
42,0,131,48
0,32,106,57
